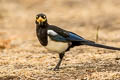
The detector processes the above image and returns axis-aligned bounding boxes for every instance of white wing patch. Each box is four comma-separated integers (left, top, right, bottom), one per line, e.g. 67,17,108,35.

47,30,58,36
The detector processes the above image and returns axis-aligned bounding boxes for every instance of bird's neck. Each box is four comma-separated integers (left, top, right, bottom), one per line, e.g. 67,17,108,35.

36,23,48,31
37,22,48,27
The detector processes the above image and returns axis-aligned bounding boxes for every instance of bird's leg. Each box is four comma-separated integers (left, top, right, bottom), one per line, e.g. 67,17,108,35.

54,53,65,71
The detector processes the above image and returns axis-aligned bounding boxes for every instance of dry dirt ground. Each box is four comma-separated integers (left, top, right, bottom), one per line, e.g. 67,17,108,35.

0,0,120,80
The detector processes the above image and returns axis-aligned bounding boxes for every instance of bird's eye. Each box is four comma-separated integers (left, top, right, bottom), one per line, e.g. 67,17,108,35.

43,16,46,18
36,16,39,19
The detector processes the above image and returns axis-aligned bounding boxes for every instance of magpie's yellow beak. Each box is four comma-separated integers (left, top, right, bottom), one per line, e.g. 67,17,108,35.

36,17,46,24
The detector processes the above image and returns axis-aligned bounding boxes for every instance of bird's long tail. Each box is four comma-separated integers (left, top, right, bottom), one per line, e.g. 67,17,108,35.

81,41,120,50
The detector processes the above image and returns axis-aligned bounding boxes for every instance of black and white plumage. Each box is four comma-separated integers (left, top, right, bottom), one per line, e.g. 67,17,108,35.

35,13,120,70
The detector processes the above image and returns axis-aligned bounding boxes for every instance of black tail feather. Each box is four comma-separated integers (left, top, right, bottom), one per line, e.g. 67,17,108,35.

81,41,120,51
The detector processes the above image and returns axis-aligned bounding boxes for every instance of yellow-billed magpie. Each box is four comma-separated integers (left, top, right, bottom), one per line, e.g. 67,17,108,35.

35,13,120,70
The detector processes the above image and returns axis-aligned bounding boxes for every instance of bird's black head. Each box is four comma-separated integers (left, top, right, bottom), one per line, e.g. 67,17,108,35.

35,13,47,27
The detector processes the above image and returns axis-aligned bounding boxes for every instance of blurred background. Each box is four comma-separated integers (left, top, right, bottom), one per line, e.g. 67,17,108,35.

0,0,120,48
0,0,120,49
0,0,120,79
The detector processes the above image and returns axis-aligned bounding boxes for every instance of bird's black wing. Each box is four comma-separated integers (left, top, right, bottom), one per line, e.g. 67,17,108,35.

48,25,120,51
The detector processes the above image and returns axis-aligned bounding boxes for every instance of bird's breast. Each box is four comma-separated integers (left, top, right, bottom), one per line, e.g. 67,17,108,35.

36,27,48,46
44,37,69,53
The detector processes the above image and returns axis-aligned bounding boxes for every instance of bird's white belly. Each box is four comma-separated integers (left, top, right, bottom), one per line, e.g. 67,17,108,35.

44,37,69,53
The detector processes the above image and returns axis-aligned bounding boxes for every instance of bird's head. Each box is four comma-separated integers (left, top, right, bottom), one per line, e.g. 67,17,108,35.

35,13,47,26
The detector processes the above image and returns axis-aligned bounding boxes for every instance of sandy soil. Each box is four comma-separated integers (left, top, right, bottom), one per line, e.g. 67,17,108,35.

0,0,120,80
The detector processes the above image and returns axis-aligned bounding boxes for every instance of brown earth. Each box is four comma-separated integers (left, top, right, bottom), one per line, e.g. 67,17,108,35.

0,0,120,80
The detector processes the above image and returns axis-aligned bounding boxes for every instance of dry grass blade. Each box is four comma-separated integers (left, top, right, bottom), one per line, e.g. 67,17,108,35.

96,25,100,42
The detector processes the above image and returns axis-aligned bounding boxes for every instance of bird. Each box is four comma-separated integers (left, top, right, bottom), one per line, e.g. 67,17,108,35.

35,13,120,70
